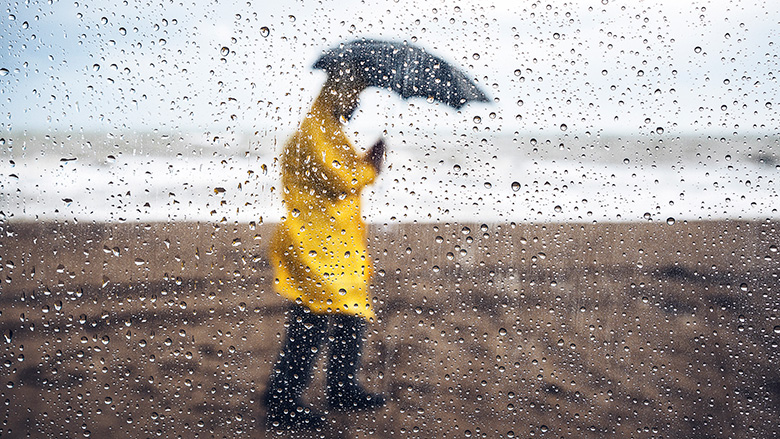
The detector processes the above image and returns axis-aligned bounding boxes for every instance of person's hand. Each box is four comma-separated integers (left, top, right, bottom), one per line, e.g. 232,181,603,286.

367,138,385,174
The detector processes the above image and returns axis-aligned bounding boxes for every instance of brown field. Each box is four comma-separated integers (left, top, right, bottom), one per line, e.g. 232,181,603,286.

0,220,778,438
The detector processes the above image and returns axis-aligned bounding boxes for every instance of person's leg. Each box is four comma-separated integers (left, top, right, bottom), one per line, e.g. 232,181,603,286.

264,305,328,429
327,313,386,411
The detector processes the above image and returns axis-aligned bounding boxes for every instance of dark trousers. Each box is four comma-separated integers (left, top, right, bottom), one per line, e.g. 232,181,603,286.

265,305,370,407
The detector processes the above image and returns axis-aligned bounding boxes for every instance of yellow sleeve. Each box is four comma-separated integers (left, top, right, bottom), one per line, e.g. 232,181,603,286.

302,117,377,195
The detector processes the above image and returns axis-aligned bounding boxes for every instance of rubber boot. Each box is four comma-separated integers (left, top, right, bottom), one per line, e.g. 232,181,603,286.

326,313,386,411
264,305,328,430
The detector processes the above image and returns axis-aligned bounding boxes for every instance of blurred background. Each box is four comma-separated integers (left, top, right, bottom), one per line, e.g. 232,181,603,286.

2,0,778,223
1,1,779,438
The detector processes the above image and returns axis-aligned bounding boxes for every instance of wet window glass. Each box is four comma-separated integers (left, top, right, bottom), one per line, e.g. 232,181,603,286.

2,1,778,437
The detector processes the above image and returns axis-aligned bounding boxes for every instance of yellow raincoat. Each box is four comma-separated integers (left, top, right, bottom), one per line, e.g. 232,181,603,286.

269,90,378,319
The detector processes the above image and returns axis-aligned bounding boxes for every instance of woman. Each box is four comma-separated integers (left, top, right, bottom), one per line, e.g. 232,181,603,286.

264,71,386,430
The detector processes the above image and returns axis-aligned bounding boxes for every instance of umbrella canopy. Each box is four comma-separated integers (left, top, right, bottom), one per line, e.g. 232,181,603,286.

313,39,490,109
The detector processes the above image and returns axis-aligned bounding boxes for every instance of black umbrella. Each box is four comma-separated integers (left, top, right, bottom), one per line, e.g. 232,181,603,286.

313,39,490,109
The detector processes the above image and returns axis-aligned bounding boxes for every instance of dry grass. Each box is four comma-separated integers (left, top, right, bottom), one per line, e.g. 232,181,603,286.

0,220,778,438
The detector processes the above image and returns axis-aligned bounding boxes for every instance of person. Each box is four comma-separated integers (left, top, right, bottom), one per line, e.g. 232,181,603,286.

263,70,386,430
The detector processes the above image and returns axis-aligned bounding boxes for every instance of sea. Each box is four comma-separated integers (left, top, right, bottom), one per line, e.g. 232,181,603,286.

2,130,777,224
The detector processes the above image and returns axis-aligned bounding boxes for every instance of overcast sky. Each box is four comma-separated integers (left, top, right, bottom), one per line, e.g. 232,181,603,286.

1,0,778,137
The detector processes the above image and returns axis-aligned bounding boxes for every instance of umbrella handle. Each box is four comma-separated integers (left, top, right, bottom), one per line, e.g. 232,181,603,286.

367,138,386,174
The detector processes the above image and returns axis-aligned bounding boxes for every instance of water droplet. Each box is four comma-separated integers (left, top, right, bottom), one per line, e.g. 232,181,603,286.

484,181,492,189
554,205,562,213
473,116,481,124
461,227,471,235
338,288,347,296
511,181,521,192
559,123,567,131
309,250,317,257
220,47,230,56
134,258,145,266
666,217,675,225
694,46,702,53
260,26,270,37
655,127,664,134
92,64,100,71
513,69,521,76
472,53,480,60
774,326,780,334
0,68,9,76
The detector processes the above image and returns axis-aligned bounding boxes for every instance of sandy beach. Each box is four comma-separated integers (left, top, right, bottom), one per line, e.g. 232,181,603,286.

1,220,778,438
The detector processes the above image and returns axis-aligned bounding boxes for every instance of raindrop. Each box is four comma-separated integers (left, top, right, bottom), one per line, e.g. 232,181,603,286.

774,326,780,334
511,181,521,192
461,227,470,235
560,123,567,131
473,116,481,124
655,127,664,134
260,26,270,37
472,53,480,60
484,181,492,189
220,47,230,56
0,68,9,76
666,217,675,225
554,205,562,213
92,64,100,71
694,46,702,53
